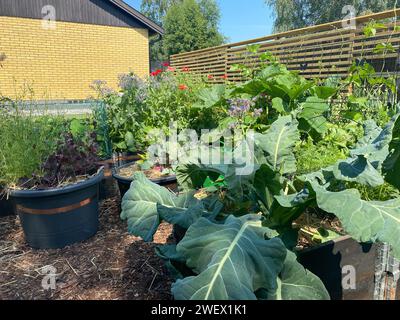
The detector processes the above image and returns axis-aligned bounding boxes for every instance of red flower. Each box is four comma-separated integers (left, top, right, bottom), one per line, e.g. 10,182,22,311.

221,74,228,80
167,66,176,72
162,62,170,67
182,67,190,72
178,84,188,90
208,75,214,80
151,69,163,77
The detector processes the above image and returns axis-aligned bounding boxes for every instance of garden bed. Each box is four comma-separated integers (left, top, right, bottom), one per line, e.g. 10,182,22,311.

0,197,173,300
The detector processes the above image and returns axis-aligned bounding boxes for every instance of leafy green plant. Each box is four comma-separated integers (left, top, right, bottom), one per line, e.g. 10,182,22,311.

116,45,400,300
344,61,397,125
120,111,400,300
197,61,340,141
95,68,209,153
0,102,67,188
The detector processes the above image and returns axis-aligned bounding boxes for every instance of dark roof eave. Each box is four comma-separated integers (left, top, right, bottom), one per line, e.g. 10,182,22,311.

108,0,164,35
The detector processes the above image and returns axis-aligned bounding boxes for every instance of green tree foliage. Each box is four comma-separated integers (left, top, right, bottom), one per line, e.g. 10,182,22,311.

266,0,399,32
140,0,181,65
141,0,180,25
143,0,224,62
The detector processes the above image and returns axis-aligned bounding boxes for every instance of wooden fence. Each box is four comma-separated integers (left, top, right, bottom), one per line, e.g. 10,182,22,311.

170,9,400,82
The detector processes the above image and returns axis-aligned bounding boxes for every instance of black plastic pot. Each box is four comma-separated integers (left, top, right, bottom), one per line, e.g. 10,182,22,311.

10,169,104,249
97,153,142,201
0,191,14,217
113,162,177,199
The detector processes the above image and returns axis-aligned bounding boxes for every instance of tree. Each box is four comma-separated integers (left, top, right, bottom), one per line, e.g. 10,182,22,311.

266,0,399,32
140,0,182,66
162,0,224,57
141,0,182,26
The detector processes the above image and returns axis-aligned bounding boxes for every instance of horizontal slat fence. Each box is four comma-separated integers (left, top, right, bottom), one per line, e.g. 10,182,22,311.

171,9,400,82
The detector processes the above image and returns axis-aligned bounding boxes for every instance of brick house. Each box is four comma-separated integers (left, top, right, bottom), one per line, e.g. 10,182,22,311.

0,0,163,100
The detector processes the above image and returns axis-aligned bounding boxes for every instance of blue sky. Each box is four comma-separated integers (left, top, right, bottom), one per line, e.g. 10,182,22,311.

124,0,274,43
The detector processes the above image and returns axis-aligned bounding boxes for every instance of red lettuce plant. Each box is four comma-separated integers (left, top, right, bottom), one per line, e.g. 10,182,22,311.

23,132,100,189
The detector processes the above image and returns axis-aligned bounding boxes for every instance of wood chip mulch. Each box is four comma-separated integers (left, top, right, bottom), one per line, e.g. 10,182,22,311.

0,197,174,300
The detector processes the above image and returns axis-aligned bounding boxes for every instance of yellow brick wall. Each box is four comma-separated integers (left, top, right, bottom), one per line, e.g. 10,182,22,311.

0,16,149,100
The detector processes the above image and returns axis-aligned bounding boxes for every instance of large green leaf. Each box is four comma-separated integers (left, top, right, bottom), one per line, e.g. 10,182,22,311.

266,189,315,231
332,155,384,187
383,115,400,189
155,244,190,280
176,141,260,197
271,97,287,114
258,64,289,80
329,115,400,187
311,183,400,259
172,215,287,300
300,117,400,188
354,120,382,150
176,163,213,191
121,173,177,242
272,74,314,101
272,251,330,300
255,115,300,174
252,164,283,210
311,86,338,99
351,115,400,169
298,97,330,137
121,173,210,242
193,84,227,109
234,65,312,102
158,192,211,229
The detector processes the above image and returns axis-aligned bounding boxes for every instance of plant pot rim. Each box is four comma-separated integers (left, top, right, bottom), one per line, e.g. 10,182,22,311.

9,167,105,198
112,161,177,185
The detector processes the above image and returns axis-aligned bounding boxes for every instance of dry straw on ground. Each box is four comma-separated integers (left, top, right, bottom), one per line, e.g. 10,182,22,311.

0,197,173,300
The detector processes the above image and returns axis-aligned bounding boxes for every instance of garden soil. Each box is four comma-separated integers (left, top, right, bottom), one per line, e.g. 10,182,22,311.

0,197,173,300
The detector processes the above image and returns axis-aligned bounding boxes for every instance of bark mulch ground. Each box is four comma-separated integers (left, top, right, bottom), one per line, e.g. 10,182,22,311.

0,197,174,300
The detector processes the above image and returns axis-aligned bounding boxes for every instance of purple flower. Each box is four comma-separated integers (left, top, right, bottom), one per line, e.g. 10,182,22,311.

118,73,145,91
228,98,255,117
90,80,115,97
253,108,263,118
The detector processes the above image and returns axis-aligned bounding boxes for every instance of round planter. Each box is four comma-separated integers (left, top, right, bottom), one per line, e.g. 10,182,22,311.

112,162,177,199
0,190,14,217
114,152,142,167
10,168,104,249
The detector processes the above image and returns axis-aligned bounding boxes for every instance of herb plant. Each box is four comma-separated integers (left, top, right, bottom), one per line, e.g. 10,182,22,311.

0,102,67,188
